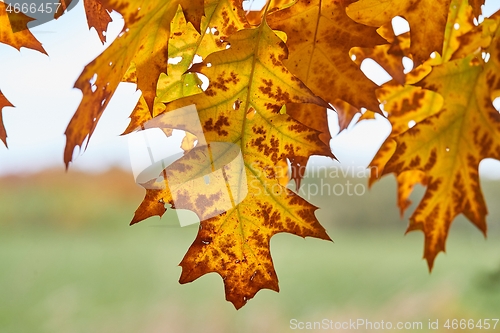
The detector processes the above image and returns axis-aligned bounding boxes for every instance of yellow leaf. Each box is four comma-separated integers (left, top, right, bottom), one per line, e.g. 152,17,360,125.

356,109,377,123
131,21,332,309
286,103,330,146
381,26,500,269
122,95,152,135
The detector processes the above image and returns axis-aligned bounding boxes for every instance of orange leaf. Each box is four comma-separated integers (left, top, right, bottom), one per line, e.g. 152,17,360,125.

122,95,152,135
441,0,478,62
65,0,249,166
368,138,397,188
0,91,13,147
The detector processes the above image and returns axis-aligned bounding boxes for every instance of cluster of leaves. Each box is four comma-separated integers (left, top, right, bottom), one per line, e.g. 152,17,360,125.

1,0,499,309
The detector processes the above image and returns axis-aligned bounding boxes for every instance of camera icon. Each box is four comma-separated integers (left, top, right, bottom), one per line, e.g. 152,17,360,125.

128,104,248,227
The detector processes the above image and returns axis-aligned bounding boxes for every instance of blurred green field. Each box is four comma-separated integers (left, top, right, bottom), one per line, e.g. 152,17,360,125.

1,168,500,333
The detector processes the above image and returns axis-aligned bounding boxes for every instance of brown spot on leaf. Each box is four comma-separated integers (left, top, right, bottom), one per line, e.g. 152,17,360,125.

424,149,437,171
204,115,230,136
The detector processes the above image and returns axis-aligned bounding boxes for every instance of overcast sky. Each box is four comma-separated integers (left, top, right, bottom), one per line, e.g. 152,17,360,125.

0,0,499,179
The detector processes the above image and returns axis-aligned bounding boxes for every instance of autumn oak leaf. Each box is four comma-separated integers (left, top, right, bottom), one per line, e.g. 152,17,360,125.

130,21,333,309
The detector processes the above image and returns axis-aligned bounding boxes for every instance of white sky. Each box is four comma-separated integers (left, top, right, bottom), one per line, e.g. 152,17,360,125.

0,0,499,179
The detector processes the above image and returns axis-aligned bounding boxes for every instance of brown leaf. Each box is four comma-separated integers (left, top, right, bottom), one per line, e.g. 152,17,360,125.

54,0,73,19
469,0,485,18
130,22,332,308
64,0,181,166
84,0,112,44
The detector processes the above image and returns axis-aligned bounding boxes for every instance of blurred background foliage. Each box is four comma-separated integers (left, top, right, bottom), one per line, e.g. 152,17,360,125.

1,168,499,332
